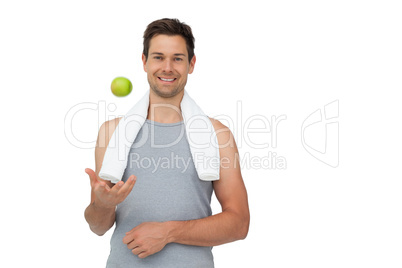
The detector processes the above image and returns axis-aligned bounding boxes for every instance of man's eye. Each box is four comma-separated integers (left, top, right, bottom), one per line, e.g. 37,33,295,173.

175,58,183,61
154,56,162,60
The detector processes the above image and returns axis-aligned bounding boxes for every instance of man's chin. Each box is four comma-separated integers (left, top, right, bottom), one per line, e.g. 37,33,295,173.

150,86,183,98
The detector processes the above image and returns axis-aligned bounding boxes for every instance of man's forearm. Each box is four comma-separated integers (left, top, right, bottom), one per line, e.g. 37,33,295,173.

166,210,249,247
84,202,116,236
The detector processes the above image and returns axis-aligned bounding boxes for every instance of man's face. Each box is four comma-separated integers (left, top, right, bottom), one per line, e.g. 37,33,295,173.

142,34,196,98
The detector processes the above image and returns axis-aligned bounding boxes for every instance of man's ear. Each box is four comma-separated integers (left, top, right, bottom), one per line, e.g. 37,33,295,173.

142,54,147,72
188,55,196,74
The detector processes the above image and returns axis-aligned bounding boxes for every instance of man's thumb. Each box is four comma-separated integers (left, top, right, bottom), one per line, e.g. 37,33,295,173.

85,168,97,185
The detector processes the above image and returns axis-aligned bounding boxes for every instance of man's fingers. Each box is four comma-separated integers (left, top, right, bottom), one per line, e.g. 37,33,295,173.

122,232,135,245
94,180,111,194
110,181,124,194
118,175,137,195
138,251,149,259
132,246,145,256
85,168,98,187
109,175,136,195
100,181,112,192
127,240,138,250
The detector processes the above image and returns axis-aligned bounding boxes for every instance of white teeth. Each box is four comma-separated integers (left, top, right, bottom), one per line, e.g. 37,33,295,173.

160,77,175,82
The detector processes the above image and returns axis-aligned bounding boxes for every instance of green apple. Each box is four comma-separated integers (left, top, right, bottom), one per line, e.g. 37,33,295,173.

111,77,132,97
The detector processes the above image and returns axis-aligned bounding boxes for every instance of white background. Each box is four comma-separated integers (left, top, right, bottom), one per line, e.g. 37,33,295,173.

1,0,401,267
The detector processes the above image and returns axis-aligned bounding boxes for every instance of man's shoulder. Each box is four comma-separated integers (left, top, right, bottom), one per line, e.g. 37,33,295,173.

208,117,229,131
99,117,122,134
96,117,122,148
103,117,122,128
208,117,235,149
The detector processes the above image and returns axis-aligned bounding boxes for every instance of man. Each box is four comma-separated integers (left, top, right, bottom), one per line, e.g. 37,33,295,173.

84,18,250,267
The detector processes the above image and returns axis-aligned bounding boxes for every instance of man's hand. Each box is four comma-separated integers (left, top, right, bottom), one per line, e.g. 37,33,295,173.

85,168,137,209
123,222,170,258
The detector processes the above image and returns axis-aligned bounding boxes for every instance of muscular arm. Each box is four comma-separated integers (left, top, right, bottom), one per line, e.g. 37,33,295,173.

166,119,250,246
166,184,249,246
123,119,250,257
84,189,116,236
84,117,131,236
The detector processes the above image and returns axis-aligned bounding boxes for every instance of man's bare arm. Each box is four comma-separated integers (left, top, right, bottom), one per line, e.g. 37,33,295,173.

166,119,249,246
123,119,250,257
84,118,136,236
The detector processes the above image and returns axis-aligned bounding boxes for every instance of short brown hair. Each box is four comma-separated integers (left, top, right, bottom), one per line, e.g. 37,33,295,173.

143,18,195,63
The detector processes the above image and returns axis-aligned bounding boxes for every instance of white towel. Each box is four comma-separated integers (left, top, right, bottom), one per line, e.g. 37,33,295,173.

99,89,220,183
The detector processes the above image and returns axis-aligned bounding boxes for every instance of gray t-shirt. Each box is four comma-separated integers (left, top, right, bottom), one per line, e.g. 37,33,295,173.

106,119,214,268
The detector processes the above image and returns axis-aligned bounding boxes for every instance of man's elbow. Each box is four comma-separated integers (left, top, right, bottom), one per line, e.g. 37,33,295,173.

236,213,250,240
90,226,107,237
240,218,250,240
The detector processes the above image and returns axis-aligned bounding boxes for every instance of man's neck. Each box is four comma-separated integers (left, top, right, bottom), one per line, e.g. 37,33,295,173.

146,89,184,123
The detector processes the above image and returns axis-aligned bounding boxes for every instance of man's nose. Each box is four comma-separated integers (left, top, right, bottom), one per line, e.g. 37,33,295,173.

162,59,173,73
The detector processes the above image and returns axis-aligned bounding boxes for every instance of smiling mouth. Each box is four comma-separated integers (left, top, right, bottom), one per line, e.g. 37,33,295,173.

158,77,176,82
